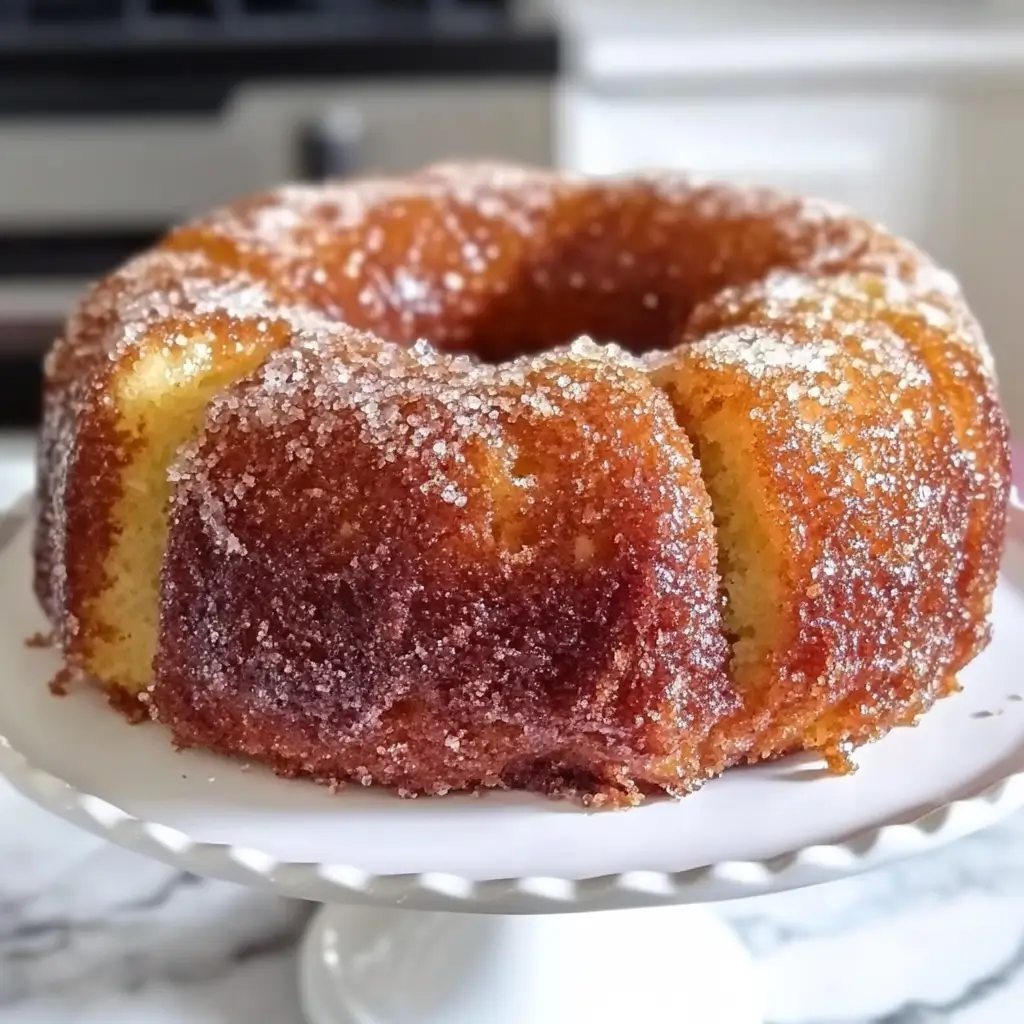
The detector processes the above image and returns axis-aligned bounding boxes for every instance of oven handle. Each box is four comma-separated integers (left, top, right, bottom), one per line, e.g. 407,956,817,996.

298,107,365,181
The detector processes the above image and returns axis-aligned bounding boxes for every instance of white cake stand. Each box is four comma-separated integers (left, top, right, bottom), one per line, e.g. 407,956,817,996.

4,499,1024,1024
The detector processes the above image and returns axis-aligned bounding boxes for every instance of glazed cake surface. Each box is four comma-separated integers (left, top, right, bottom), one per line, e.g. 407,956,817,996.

35,163,1011,804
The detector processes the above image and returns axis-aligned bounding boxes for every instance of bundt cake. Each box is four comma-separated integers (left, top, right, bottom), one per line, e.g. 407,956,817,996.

34,163,1010,805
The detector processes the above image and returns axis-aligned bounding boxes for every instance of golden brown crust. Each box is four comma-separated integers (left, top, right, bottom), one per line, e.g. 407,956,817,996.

685,271,1011,671
654,320,974,764
150,337,734,804
163,168,930,361
34,249,332,675
37,162,1011,802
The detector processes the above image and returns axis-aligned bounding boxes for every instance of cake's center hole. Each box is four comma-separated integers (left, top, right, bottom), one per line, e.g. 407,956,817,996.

448,288,684,364
378,242,708,363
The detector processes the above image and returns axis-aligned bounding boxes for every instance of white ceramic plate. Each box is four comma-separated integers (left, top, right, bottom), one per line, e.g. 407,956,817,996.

3,501,1024,912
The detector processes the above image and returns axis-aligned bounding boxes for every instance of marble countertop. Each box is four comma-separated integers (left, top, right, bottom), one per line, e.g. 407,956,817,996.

3,433,1024,1023
5,777,1024,1024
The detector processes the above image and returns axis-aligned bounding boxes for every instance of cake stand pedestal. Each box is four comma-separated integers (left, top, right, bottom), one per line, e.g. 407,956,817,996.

299,903,761,1024
4,502,1024,1023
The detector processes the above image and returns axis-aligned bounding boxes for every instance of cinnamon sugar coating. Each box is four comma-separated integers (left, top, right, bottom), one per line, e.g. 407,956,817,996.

685,271,1010,671
152,336,733,803
654,321,974,764
164,166,930,360
35,162,1011,802
35,248,330,677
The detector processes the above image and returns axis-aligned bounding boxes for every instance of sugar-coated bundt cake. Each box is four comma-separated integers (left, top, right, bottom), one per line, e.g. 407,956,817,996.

35,163,1010,805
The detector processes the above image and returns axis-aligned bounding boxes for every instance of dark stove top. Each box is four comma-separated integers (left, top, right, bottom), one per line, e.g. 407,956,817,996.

0,0,557,113
4,0,512,42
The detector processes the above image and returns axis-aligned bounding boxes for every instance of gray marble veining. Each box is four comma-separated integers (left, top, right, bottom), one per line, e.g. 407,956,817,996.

3,774,1024,1023
0,781,309,1023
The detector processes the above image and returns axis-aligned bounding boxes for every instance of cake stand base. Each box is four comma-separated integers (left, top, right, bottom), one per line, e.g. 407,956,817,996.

299,902,762,1024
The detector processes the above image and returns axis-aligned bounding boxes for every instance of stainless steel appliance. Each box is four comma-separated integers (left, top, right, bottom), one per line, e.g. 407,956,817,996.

0,0,557,424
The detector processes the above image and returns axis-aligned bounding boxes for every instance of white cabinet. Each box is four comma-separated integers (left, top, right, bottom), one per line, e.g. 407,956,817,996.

557,88,952,255
0,434,34,510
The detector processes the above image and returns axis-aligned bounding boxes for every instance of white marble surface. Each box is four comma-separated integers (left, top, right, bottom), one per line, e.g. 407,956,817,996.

4,433,1024,1023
